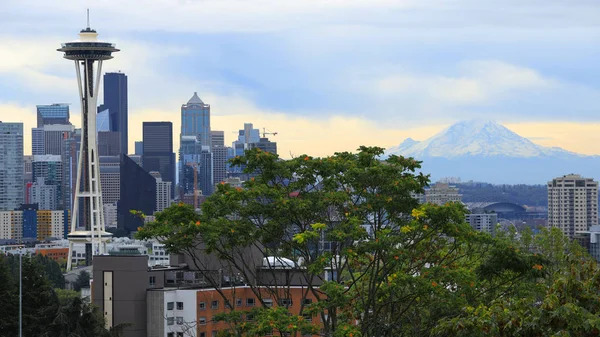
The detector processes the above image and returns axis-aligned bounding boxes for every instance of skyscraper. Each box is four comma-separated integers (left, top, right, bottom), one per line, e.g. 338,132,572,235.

32,128,45,155
103,72,128,154
198,147,213,195
118,154,156,233
149,171,172,212
42,124,75,155
248,137,278,155
29,177,58,210
96,107,110,132
211,130,227,186
548,174,599,238
36,104,70,127
32,155,63,209
181,92,211,146
143,122,175,196
98,131,121,156
0,122,24,211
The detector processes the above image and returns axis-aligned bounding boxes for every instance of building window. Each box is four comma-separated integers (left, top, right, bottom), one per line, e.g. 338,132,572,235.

246,298,255,307
149,276,156,286
236,298,242,307
199,316,207,325
177,333,184,337
211,300,219,309
212,331,218,337
167,333,174,337
200,333,206,337
177,302,184,310
303,298,312,305
263,298,273,307
246,314,255,321
199,302,206,311
167,302,174,310
167,317,174,325
176,317,184,325
278,298,292,306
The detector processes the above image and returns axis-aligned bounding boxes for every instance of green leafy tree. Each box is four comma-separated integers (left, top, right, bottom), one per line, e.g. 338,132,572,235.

138,146,588,337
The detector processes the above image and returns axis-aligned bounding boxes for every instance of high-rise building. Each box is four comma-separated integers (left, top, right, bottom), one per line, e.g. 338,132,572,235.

212,146,228,186
23,155,33,203
211,130,225,147
198,147,213,195
181,92,211,146
143,122,175,196
424,183,462,206
98,131,122,156
135,141,143,156
103,203,118,228
118,154,156,233
211,130,227,186
149,171,172,212
0,122,24,211
29,177,58,210
36,104,70,127
548,174,599,238
248,137,277,154
62,129,81,212
466,213,498,234
43,124,75,155
97,107,110,132
58,22,118,270
32,128,45,155
99,156,121,205
32,155,64,209
104,72,128,154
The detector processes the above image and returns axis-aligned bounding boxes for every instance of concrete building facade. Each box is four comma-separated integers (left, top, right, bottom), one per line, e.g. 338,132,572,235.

0,209,68,241
150,172,172,213
424,183,462,206
466,213,498,234
548,174,598,238
0,122,24,211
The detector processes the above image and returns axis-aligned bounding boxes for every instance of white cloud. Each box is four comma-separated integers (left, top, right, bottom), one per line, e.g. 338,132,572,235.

374,60,554,106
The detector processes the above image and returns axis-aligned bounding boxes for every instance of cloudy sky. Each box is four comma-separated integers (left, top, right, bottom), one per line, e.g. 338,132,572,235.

1,0,599,157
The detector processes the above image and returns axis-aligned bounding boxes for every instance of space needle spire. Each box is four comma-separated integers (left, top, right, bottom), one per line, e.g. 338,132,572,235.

58,12,119,271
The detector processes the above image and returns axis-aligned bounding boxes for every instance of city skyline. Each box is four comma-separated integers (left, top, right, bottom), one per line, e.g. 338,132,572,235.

1,1,600,158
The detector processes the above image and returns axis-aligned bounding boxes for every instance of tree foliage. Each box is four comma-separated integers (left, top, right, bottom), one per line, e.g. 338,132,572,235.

139,146,600,337
73,270,91,292
0,254,115,336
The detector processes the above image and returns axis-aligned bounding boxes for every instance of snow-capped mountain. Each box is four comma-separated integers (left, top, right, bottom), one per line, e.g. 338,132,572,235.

385,120,600,184
385,120,579,159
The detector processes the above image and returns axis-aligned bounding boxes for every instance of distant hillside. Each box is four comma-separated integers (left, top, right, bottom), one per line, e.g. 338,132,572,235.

457,183,547,207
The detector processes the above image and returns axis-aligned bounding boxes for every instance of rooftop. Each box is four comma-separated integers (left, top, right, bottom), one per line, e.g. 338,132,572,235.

187,92,204,105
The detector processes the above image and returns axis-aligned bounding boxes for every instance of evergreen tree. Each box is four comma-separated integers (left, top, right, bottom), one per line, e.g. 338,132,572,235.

0,254,18,335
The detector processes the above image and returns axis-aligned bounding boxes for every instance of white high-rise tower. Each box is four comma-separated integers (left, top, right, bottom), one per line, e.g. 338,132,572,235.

58,16,119,271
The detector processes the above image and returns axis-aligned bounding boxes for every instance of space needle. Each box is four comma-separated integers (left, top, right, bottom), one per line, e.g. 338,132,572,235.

58,12,118,271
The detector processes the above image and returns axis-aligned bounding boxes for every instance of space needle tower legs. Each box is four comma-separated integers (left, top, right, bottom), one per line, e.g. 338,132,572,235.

58,16,119,271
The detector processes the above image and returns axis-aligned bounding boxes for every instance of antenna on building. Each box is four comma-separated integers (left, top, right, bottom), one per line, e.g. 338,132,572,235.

86,9,90,28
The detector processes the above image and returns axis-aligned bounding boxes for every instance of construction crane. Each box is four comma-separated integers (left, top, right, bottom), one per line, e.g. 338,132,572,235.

261,128,278,138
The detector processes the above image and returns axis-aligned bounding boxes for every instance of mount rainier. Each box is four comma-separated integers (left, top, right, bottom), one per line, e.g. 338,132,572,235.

385,120,600,184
